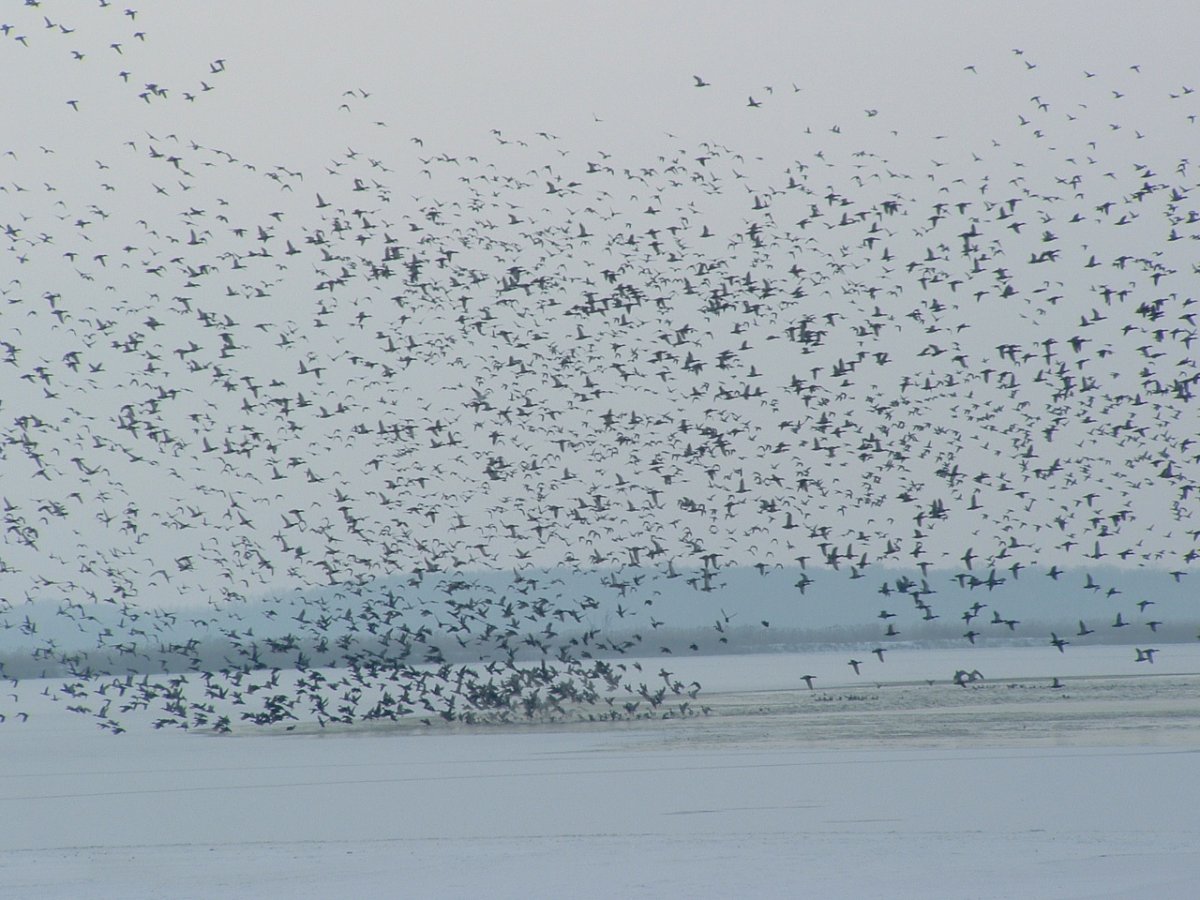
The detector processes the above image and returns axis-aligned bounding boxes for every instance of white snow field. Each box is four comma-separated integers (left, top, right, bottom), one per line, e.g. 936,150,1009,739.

3,645,1200,899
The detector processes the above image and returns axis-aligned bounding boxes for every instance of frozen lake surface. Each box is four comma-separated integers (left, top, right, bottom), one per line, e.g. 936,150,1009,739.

3,645,1199,899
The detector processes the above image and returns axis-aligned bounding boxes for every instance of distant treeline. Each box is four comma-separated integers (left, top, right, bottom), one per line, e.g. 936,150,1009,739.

3,619,1196,681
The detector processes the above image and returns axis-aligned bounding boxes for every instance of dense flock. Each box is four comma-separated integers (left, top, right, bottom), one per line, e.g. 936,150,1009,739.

1,4,1198,731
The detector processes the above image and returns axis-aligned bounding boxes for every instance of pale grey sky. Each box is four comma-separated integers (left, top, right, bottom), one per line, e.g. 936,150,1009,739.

2,1,1199,615
5,2,1197,163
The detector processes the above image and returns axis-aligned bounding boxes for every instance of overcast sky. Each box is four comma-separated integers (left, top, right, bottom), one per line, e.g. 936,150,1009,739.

5,2,1197,162
2,2,1199,613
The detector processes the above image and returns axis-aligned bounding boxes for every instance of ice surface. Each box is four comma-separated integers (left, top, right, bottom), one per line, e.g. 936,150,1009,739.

2,647,1199,899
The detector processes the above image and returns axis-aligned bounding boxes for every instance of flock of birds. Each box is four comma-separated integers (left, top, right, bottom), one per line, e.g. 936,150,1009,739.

1,5,1198,732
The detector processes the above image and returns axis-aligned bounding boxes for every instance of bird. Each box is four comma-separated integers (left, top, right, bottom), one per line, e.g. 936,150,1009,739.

953,669,984,687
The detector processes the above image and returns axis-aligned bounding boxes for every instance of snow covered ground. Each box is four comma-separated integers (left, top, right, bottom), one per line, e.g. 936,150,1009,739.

3,645,1199,899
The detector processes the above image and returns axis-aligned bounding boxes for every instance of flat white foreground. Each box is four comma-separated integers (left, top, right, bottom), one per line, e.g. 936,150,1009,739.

2,646,1199,899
